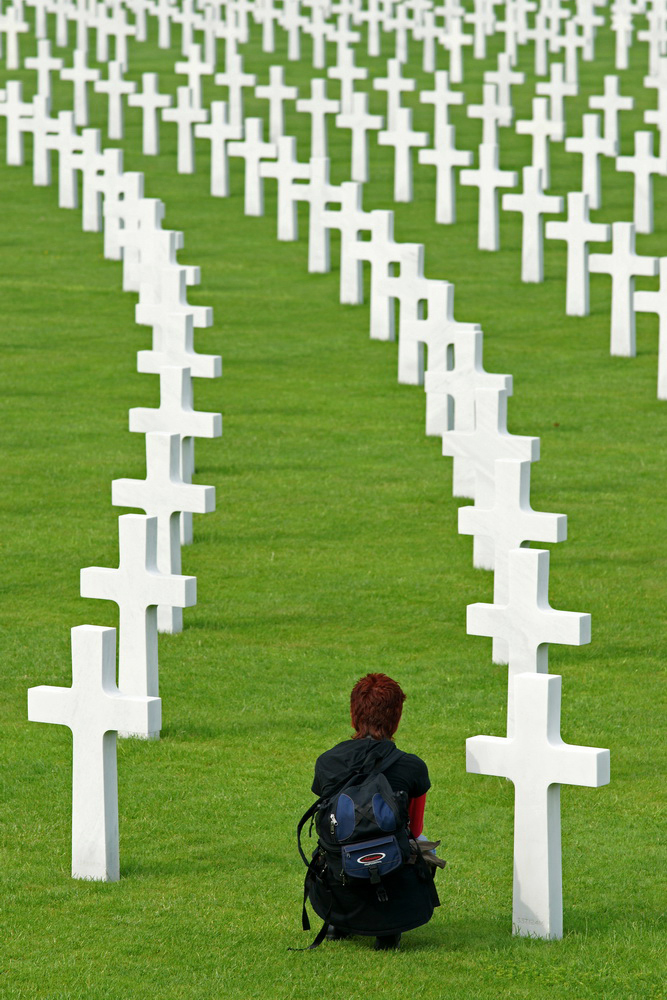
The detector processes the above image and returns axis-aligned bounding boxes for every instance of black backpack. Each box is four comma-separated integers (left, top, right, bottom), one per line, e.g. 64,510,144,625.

294,744,413,949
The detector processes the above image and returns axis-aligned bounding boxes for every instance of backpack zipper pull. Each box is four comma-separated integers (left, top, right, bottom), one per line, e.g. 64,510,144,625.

330,813,338,838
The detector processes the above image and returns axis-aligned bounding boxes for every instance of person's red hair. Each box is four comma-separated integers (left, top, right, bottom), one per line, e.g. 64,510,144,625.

350,673,406,741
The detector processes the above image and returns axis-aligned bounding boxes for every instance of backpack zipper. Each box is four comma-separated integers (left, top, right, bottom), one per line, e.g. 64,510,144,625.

329,813,338,838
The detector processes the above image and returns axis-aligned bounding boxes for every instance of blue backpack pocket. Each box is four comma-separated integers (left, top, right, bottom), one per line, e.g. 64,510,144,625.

341,835,403,881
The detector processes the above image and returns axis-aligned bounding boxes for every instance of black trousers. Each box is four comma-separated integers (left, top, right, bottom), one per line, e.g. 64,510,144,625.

309,858,440,937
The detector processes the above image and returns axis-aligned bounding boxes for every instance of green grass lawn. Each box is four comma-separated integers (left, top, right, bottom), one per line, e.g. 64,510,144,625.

0,7,665,999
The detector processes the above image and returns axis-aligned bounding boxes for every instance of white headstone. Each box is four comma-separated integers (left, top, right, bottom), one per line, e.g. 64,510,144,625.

80,515,195,712
616,130,667,235
635,257,667,399
296,77,340,158
467,671,610,938
162,86,208,174
377,106,429,202
128,73,173,157
60,47,100,128
515,96,564,190
112,433,215,632
589,221,658,356
502,166,564,283
545,192,611,316
94,60,136,141
259,134,311,240
336,90,383,184
27,625,161,880
228,117,277,216
467,547,590,728
418,123,472,225
256,64,299,143
564,113,615,211
460,143,518,252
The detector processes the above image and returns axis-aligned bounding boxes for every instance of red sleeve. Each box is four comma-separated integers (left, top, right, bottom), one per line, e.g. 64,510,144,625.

408,793,427,838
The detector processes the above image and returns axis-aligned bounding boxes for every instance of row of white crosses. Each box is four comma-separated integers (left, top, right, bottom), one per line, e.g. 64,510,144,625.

17,76,223,880
16,0,666,385
10,1,613,931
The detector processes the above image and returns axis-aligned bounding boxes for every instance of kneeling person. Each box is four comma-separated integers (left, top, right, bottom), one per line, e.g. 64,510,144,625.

297,673,441,950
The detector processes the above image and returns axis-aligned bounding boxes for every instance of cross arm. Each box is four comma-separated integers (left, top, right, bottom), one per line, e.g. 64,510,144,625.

28,685,74,728
466,734,511,778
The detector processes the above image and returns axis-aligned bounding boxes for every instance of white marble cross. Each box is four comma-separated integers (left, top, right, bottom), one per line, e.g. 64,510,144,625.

256,64,299,143
611,6,633,71
281,0,308,61
296,77,340,158
460,143,518,252
321,180,374,303
558,19,585,85
27,625,161,881
359,0,383,57
442,387,538,501
135,263,212,330
564,113,615,211
616,130,667,235
588,74,633,148
397,279,481,384
26,95,60,187
162,86,208,174
101,168,144,261
536,62,577,127
589,221,658,357
214,52,256,128
441,13,472,83
24,38,63,101
377,106,429,202
484,51,524,108
303,3,334,69
424,329,511,445
0,81,33,167
644,88,667,160
526,9,551,76
336,90,383,183
129,365,222,440
327,44,368,115
80,515,196,710
467,547,590,731
0,3,28,69
515,97,564,190
137,311,221,381
94,60,136,141
112,433,215,633
372,57,415,129
545,192,611,316
228,117,277,216
128,73,173,156
81,143,124,233
175,43,214,110
467,671,610,938
61,47,100,127
419,70,464,146
348,213,424,339
292,156,343,273
415,9,444,72
194,100,243,197
503,166,564,283
459,455,566,594
418,123,472,225
467,82,513,145
635,257,667,399
259,134,311,240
